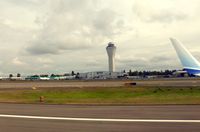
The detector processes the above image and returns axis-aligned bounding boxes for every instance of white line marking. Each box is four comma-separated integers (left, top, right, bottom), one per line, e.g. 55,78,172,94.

0,114,200,123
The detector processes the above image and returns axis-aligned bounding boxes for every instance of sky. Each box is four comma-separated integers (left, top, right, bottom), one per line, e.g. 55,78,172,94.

1,0,200,75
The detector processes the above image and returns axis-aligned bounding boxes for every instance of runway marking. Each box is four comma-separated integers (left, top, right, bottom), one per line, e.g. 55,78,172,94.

0,114,200,123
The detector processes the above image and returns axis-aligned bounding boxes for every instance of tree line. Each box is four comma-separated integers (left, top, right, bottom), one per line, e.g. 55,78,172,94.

127,70,176,77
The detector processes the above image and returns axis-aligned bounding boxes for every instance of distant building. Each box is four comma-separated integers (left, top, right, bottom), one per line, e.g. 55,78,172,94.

78,71,124,80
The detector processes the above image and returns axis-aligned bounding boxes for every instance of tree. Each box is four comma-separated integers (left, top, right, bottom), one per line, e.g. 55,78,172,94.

17,73,21,77
50,74,55,77
76,72,80,79
71,71,75,76
128,70,132,76
9,74,13,78
40,74,48,77
138,71,143,76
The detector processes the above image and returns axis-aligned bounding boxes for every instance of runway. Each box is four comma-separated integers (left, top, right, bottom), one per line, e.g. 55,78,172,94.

0,104,200,132
0,78,200,89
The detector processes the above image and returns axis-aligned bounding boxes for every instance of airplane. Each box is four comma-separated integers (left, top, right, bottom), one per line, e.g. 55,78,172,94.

170,38,200,76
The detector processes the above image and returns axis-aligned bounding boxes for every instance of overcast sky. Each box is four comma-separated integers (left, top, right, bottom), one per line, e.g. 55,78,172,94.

1,0,200,75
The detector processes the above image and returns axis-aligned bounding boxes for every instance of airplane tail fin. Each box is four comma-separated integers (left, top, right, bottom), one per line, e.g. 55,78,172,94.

170,38,200,69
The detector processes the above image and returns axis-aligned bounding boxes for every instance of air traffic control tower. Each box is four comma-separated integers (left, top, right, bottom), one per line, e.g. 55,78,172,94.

106,42,116,72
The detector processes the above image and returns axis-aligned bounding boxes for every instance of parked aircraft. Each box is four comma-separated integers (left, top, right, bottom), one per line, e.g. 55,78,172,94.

170,38,200,76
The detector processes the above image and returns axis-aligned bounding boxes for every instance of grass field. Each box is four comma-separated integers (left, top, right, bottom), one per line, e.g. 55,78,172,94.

0,86,200,104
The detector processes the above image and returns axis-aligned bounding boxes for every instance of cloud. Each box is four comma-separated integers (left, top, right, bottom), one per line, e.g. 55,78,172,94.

92,9,124,36
116,56,149,70
133,0,189,23
26,38,92,55
150,56,172,62
12,57,26,66
37,57,53,64
191,51,200,61
1,0,200,74
25,0,126,55
146,11,188,23
6,0,41,5
115,50,181,71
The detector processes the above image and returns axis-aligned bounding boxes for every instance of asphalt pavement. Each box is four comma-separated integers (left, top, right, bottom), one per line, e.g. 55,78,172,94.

0,78,200,89
0,104,200,132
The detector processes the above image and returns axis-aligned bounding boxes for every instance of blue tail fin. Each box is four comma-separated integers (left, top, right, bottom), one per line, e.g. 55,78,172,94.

170,38,200,69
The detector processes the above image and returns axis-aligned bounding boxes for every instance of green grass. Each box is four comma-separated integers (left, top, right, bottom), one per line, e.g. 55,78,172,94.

1,86,200,104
